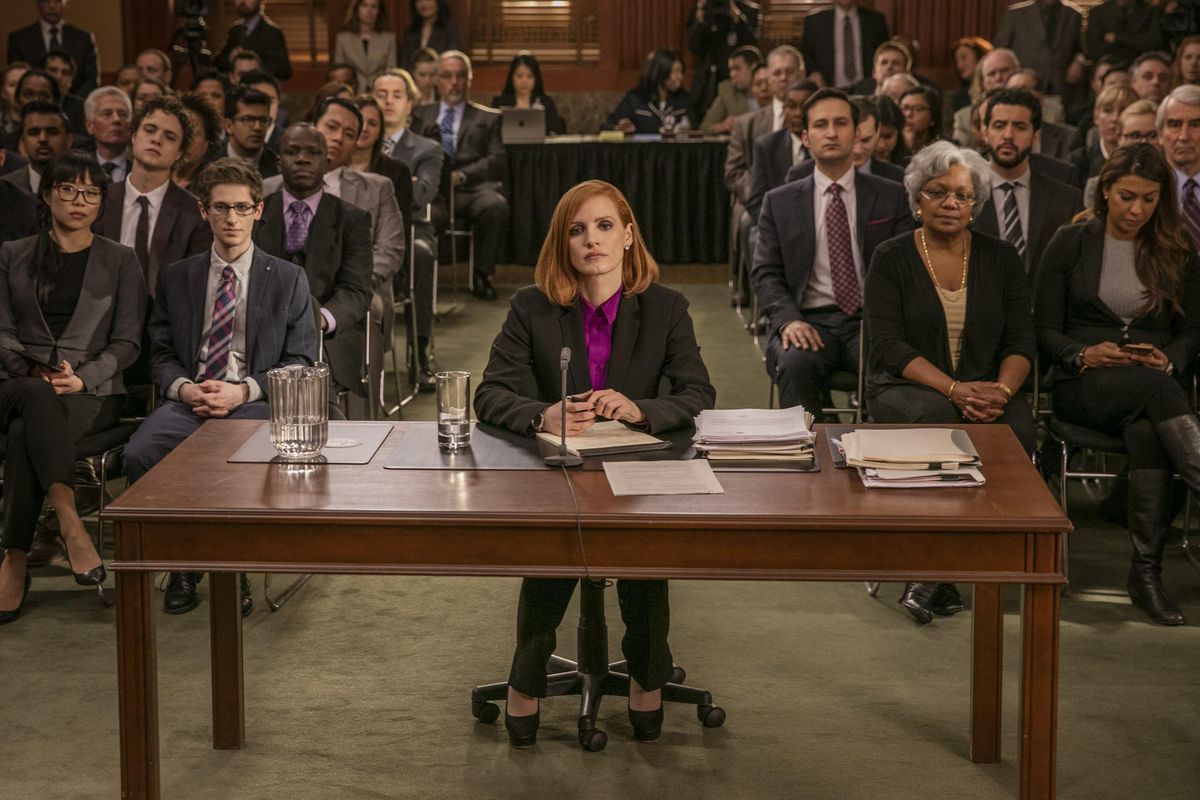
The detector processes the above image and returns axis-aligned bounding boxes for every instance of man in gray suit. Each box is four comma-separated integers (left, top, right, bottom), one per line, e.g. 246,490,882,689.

2,101,70,195
992,0,1084,97
746,79,816,223
700,45,760,134
375,68,443,387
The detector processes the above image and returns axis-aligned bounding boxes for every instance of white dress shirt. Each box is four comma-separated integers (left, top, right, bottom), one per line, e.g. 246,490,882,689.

772,97,785,132
322,166,344,198
791,132,805,165
39,19,61,52
28,168,42,195
804,166,863,310
119,177,170,251
989,165,1031,246
833,7,862,87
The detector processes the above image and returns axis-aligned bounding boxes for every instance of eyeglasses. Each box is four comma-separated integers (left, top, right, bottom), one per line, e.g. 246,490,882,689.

900,105,930,115
1120,130,1159,142
920,188,976,207
233,114,273,128
204,202,259,217
54,183,103,204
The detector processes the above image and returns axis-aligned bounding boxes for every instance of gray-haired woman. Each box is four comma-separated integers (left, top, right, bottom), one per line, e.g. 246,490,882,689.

863,141,1037,624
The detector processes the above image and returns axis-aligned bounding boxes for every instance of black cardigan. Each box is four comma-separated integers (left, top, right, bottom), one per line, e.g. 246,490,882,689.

474,283,716,435
1033,217,1200,382
864,231,1036,394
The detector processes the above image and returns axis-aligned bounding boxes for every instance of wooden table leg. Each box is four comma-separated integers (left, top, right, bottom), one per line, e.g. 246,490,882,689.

210,572,245,750
1020,582,1060,800
117,570,160,800
970,582,1004,763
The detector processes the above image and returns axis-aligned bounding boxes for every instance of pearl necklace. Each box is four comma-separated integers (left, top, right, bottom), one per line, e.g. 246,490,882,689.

919,228,969,293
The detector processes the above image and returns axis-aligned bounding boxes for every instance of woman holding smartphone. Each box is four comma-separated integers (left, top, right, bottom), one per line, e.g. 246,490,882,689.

475,180,715,747
1035,144,1200,626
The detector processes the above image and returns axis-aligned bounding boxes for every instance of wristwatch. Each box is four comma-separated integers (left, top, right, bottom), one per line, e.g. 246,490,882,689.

530,408,546,434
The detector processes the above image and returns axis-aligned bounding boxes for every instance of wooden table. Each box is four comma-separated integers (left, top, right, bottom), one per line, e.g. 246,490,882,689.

105,420,1070,800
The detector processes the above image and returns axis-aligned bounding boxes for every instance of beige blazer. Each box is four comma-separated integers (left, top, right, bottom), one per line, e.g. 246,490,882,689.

334,30,398,92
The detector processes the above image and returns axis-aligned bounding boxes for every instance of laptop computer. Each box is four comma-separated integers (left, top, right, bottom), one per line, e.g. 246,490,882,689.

501,108,546,144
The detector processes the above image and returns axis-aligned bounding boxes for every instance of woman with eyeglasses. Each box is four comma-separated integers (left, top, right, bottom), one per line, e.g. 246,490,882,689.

0,150,147,624
898,85,943,160
864,141,1036,625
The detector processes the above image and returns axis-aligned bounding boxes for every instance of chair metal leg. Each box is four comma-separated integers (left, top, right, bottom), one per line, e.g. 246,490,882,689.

865,582,879,596
1059,439,1071,583
264,573,314,611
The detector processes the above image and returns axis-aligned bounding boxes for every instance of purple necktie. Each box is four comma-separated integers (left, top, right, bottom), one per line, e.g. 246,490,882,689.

586,305,612,390
202,266,237,381
826,184,861,316
286,200,311,254
1184,179,1200,250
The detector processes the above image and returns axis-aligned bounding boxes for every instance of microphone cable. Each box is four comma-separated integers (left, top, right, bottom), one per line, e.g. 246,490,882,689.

558,464,611,590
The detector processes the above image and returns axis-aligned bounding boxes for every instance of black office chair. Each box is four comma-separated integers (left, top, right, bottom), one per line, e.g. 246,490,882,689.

470,578,725,751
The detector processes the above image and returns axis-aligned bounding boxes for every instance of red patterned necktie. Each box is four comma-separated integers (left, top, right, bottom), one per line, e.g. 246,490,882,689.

826,184,861,316
201,266,237,380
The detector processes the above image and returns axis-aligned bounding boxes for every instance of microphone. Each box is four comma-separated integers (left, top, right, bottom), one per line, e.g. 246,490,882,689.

544,346,583,467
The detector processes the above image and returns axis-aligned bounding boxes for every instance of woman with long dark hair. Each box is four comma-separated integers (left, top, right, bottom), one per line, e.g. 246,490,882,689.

400,0,464,70
490,52,566,135
873,95,910,166
0,150,147,623
335,0,398,92
898,85,943,159
1035,144,1200,626
605,49,694,134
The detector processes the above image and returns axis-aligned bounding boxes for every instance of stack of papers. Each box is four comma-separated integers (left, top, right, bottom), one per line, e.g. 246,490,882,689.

840,428,984,488
693,408,816,469
536,420,670,457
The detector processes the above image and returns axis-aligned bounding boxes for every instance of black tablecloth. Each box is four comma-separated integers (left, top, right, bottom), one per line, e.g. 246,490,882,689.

506,138,730,265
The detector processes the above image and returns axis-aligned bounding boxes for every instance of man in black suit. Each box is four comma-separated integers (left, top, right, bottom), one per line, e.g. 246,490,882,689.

802,0,889,90
83,86,132,182
254,124,373,397
6,0,100,96
746,79,817,223
203,86,279,178
0,150,36,244
752,88,914,418
687,0,761,111
214,0,293,82
787,94,906,184
124,158,317,616
0,101,70,195
1085,0,1164,65
240,69,288,152
412,50,508,301
41,49,86,134
993,0,1084,97
974,88,1082,281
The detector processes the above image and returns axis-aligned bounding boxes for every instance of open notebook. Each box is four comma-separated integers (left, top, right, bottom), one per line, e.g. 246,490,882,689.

536,420,671,457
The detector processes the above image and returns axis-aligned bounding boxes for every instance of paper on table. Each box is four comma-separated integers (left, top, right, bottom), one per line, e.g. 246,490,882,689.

602,460,725,496
843,428,975,465
536,419,669,456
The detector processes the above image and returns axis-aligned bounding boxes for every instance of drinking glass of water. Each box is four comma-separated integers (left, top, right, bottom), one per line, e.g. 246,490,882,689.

436,371,471,450
268,363,330,459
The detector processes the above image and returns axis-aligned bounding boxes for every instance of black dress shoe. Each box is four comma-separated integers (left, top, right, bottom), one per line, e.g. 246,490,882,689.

505,705,539,748
472,273,498,301
416,367,437,392
899,582,938,625
164,572,202,615
629,706,664,742
931,583,965,617
0,571,32,625
241,574,253,618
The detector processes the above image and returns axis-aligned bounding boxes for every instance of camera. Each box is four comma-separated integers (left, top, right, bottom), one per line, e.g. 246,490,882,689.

705,0,732,25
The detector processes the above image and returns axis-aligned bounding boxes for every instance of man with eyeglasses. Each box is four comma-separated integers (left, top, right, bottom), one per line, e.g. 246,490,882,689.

1082,100,1161,208
746,78,817,224
973,88,1081,279
953,48,1021,148
124,157,317,617
204,85,278,178
1,99,70,195
1158,84,1200,249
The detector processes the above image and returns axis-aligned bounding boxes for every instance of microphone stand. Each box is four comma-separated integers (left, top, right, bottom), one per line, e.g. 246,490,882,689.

545,349,582,468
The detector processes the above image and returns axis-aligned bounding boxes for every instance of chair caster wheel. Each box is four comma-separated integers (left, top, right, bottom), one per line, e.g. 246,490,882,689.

472,701,499,724
579,728,608,752
698,705,725,728
670,666,686,683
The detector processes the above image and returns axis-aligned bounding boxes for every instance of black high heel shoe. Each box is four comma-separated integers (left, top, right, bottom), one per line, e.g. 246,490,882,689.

628,705,664,742
505,703,539,748
0,571,32,625
73,563,107,587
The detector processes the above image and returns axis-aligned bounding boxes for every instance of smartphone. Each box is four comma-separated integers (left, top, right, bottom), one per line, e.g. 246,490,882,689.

1121,343,1155,356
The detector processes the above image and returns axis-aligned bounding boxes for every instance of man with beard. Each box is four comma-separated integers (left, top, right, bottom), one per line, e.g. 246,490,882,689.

972,88,1081,281
1,100,69,195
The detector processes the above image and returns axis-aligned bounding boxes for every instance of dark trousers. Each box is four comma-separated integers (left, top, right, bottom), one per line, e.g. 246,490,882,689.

403,221,436,339
433,182,510,277
766,307,860,418
869,382,1038,456
124,399,270,484
0,378,123,551
508,577,674,697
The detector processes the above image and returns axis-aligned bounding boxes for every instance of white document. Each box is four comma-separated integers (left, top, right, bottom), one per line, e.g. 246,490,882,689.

694,407,815,444
843,428,976,466
536,420,668,456
860,467,985,488
602,460,725,496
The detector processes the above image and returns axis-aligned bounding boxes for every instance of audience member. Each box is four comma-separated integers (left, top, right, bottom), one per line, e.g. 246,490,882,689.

215,0,293,81
992,0,1082,97
6,0,99,96
975,88,1083,277
0,150,37,242
1,62,30,135
949,36,991,113
873,94,907,164
228,49,265,84
412,51,508,300
688,0,760,110
83,86,132,182
401,0,464,70
791,95,906,184
190,69,228,127
898,85,941,158
410,47,440,106
0,150,146,625
1034,144,1200,626
131,76,167,116
335,0,397,92
802,0,889,90
1005,71,1079,158
606,49,694,133
4,67,61,151
1130,51,1173,103
1173,35,1200,87
1069,84,1138,186
1085,0,1164,65
746,79,817,222
752,87,913,420
209,86,278,178
850,39,910,96
41,50,84,133
952,48,1019,146
2,101,70,194
750,62,772,109
308,80,355,120
114,64,139,97
255,123,373,398
175,92,223,191
239,69,287,150
1006,69,1065,124
135,48,173,88
866,141,1036,624
700,45,760,134
878,72,919,105
491,52,566,136
1159,84,1200,248
474,179,715,748
125,158,317,616
1082,98,1162,206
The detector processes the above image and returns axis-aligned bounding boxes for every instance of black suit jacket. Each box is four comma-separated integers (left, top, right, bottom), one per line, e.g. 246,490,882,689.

801,7,890,88
1085,0,1163,63
752,170,916,338
1034,218,1200,382
972,169,1082,278
94,180,212,295
475,283,716,436
6,22,99,95
747,127,800,222
865,232,1036,391
787,157,905,185
412,102,506,190
201,143,279,179
1067,138,1105,187
0,180,37,245
399,23,465,70
1038,121,1080,163
215,14,292,80
254,192,374,391
148,248,317,398
1029,151,1079,188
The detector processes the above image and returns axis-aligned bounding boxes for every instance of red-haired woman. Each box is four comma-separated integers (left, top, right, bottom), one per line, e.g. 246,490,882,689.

475,180,716,747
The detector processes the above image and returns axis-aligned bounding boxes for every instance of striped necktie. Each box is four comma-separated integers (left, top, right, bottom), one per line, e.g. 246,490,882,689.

999,182,1026,261
439,106,457,161
1184,179,1200,249
202,266,237,381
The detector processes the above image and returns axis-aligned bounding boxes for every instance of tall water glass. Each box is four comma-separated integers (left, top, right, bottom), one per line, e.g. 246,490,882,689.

436,371,471,450
268,363,330,459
